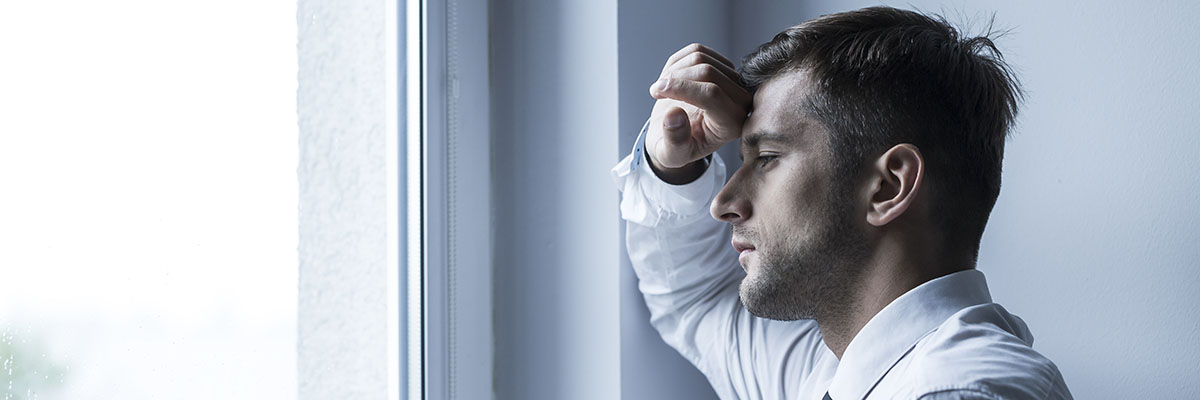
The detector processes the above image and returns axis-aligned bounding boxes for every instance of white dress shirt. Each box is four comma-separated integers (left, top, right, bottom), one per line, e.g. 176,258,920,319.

611,123,1073,400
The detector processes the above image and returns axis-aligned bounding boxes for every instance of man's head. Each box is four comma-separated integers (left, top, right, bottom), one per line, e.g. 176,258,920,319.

711,7,1022,320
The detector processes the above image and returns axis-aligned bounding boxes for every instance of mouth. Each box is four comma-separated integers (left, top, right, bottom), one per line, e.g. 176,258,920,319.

732,239,755,253
732,239,756,267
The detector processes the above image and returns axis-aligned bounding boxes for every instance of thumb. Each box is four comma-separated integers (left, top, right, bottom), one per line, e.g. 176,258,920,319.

661,106,693,148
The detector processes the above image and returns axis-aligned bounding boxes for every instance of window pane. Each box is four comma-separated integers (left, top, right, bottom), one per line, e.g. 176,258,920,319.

0,1,297,399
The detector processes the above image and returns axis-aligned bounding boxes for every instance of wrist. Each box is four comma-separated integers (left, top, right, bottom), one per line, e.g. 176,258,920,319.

647,151,710,185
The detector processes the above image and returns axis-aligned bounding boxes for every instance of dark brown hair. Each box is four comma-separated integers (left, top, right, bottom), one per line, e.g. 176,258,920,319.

741,6,1022,260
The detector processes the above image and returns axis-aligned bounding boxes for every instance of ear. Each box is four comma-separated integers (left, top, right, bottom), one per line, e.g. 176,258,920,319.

865,144,925,227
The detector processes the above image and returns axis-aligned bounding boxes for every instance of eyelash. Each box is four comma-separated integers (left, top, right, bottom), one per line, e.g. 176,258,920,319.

755,154,778,168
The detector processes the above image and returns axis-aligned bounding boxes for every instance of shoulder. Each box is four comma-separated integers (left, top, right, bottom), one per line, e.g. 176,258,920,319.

905,304,1070,399
915,388,1002,400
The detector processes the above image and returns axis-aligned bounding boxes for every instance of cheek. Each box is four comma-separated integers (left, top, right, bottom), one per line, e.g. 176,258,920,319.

775,167,828,215
756,186,816,229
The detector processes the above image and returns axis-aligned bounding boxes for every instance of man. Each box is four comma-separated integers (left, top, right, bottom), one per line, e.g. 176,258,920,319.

612,7,1072,400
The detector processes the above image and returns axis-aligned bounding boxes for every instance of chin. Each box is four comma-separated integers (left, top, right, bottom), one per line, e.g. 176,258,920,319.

738,278,800,320
738,267,818,321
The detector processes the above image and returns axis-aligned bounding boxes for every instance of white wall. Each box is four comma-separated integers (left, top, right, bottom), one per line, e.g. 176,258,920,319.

296,0,391,398
731,1,1200,398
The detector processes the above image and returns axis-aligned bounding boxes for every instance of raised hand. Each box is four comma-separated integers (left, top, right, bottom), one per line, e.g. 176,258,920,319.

646,43,752,184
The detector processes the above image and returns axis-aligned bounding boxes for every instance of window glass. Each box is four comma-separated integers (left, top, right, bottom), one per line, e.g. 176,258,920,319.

0,1,297,399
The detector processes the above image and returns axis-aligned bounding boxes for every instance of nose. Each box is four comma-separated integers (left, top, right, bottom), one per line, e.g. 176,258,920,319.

710,168,752,223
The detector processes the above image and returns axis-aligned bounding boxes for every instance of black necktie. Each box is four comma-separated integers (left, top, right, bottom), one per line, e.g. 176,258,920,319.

822,392,833,400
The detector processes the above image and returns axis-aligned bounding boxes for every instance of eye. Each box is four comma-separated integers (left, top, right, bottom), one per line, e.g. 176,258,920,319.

755,154,778,168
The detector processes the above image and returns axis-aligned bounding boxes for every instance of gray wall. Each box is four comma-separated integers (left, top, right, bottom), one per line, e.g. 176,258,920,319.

491,0,623,398
731,1,1200,398
490,1,740,398
616,1,730,399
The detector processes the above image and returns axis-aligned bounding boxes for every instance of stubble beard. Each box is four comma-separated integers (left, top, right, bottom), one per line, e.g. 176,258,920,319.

737,190,868,321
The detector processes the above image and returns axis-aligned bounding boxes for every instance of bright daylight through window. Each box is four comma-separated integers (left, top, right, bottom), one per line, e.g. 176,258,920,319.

0,1,297,398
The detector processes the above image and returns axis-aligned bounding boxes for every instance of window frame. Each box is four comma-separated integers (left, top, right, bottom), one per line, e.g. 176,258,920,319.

408,0,493,398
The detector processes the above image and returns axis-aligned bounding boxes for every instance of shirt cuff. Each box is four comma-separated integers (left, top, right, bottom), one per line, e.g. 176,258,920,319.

611,118,727,228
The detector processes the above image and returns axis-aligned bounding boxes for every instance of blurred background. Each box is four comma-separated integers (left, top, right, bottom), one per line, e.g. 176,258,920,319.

0,1,297,398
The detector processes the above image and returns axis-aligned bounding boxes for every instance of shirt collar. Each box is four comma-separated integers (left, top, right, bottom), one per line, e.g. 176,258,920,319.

826,269,993,400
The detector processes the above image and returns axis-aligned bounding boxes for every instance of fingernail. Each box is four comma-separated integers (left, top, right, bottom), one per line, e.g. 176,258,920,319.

666,112,685,129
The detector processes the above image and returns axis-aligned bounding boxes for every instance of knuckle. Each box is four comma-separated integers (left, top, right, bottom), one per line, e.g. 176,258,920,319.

659,76,676,90
697,64,719,81
664,78,677,92
686,52,706,66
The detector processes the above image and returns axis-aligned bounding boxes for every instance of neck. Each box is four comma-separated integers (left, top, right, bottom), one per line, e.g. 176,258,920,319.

817,266,923,359
816,235,969,359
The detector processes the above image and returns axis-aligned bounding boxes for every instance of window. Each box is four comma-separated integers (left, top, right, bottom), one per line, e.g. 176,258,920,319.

0,1,297,399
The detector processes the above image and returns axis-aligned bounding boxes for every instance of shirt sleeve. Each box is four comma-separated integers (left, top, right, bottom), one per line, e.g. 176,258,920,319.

611,120,832,400
916,384,1073,400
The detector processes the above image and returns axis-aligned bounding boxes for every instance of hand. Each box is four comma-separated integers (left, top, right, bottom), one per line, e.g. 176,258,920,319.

646,43,752,183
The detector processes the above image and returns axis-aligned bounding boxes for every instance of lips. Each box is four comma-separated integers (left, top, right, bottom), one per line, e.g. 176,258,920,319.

732,239,756,269
732,239,755,253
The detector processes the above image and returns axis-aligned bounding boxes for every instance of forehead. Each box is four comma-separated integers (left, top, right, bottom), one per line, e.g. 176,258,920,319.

743,70,824,148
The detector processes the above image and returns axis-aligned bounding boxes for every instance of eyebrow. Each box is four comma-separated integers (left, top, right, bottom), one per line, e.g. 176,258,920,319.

741,129,796,149
737,130,795,161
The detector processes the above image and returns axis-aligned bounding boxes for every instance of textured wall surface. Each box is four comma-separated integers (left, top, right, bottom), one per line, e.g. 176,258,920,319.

296,0,389,398
731,1,1200,398
491,0,622,398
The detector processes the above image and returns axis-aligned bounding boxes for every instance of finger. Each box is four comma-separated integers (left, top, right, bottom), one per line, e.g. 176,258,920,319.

651,78,741,117
666,63,752,109
665,43,736,71
661,43,736,76
662,51,740,85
